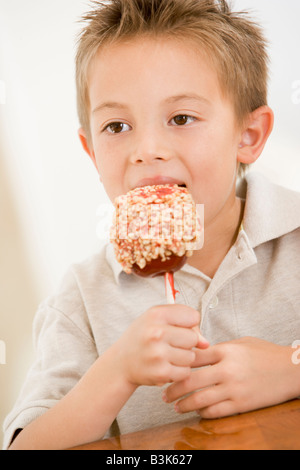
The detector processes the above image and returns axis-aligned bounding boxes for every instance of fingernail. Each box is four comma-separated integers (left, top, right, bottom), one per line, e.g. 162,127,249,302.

174,403,181,414
199,333,209,345
193,327,209,346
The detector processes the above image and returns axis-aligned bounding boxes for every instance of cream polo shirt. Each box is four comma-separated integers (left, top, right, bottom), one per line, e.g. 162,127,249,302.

3,172,300,449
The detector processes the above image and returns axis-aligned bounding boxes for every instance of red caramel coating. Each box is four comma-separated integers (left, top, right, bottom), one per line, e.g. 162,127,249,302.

132,254,187,278
136,185,175,199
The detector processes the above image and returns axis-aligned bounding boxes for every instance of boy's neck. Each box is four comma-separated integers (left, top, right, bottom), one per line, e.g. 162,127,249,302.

187,197,245,279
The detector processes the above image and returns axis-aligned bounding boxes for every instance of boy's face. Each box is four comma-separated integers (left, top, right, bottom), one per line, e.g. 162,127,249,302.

85,37,244,227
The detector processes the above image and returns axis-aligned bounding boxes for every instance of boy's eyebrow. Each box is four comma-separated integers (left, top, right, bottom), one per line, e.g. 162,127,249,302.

164,93,211,106
92,101,129,114
92,93,211,114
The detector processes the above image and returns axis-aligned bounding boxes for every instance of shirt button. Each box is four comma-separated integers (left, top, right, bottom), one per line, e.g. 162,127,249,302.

208,296,219,309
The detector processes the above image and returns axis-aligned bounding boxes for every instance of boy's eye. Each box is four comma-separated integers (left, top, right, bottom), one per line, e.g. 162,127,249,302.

104,122,130,134
171,115,196,126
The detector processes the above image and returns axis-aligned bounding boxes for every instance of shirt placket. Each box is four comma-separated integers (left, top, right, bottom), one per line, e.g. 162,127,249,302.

200,231,258,329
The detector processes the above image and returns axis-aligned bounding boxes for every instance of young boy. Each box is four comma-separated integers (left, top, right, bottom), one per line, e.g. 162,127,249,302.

4,0,300,450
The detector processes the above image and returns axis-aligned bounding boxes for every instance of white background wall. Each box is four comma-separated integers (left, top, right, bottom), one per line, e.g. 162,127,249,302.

0,0,299,447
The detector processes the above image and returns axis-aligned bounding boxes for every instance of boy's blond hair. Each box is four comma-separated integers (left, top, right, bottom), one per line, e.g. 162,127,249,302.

76,0,269,177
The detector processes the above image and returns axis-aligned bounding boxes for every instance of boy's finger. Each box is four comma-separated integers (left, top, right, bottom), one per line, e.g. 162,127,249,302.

163,304,201,328
166,326,201,349
191,346,220,367
168,347,196,367
192,327,210,349
163,363,220,404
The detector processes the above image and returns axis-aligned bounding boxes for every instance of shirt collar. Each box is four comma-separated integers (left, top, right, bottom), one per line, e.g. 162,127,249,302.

237,172,300,248
106,242,123,284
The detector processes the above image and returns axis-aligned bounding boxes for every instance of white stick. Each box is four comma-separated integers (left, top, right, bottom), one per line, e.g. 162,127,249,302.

165,273,175,304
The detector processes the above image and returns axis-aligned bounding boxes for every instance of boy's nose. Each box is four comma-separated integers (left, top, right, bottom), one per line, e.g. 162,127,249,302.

131,153,166,164
130,129,172,165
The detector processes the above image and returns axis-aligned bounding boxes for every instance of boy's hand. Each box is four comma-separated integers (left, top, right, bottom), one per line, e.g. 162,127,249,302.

163,337,300,418
114,305,209,387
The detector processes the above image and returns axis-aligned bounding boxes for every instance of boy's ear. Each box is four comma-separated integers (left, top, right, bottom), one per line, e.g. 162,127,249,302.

237,106,274,164
78,128,99,173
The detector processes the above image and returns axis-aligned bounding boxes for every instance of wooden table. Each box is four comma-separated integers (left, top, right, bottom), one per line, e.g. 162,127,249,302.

72,400,300,450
